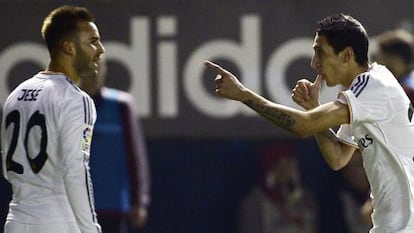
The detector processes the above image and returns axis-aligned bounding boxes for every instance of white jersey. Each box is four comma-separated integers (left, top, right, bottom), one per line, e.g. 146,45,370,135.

337,63,414,233
1,72,101,233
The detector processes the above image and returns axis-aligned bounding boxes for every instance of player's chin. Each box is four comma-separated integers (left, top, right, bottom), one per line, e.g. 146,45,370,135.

80,68,98,79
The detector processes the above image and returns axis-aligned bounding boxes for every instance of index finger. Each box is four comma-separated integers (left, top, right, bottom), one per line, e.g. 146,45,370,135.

204,60,227,75
313,74,323,86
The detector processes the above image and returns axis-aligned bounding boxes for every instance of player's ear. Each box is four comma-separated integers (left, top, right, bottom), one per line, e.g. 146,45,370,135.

62,41,76,56
340,46,354,63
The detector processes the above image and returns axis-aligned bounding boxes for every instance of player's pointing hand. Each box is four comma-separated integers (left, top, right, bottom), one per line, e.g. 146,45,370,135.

204,60,248,102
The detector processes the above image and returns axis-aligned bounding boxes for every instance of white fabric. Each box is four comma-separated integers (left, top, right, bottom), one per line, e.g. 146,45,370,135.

337,63,414,232
1,72,101,233
4,220,81,233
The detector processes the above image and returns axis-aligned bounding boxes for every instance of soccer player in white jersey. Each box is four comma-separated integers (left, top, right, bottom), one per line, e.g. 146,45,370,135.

205,14,414,233
1,5,105,233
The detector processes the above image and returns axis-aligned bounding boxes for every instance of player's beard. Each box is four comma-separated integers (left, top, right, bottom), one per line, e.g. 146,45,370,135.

75,46,98,79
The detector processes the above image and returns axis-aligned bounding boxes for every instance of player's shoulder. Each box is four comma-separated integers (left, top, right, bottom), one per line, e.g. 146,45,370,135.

41,73,90,98
32,73,94,110
350,63,395,96
367,63,397,84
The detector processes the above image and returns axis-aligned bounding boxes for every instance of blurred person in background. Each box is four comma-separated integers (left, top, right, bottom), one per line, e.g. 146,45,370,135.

79,59,151,233
375,29,414,102
237,142,317,233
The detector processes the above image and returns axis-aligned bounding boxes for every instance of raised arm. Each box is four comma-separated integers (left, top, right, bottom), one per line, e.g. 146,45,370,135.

292,74,357,170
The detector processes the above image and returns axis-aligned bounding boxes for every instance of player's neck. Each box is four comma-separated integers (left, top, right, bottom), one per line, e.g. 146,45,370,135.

46,60,80,84
344,63,369,88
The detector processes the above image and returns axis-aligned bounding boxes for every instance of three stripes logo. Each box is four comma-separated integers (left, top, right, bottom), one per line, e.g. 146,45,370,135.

350,74,370,98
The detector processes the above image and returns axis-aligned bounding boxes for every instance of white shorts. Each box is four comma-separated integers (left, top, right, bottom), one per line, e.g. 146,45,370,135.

4,220,81,233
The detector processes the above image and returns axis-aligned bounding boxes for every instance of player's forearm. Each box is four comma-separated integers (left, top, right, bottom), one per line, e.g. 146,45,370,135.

62,153,101,232
315,129,352,170
244,100,295,131
240,89,313,137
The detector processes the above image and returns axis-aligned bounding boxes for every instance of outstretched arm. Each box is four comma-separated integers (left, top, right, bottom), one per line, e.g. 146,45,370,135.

204,60,345,136
205,60,355,170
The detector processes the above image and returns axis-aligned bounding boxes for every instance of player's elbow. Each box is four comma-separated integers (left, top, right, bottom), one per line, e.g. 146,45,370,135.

291,115,320,138
294,131,314,139
329,162,346,171
326,157,349,171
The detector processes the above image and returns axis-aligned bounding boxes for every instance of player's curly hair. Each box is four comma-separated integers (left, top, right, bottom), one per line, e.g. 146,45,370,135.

316,13,369,66
41,5,94,56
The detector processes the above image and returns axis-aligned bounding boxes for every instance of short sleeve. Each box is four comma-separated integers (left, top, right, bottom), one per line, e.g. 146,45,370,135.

339,74,390,124
336,124,358,147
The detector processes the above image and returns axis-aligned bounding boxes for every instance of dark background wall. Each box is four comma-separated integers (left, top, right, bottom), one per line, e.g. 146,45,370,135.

2,0,413,139
144,138,341,233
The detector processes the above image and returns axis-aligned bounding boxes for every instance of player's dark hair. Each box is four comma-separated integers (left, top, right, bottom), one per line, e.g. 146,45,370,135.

377,30,414,64
316,13,369,66
41,5,94,55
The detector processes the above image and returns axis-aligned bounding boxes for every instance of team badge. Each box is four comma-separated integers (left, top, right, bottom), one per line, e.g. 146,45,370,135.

82,127,93,153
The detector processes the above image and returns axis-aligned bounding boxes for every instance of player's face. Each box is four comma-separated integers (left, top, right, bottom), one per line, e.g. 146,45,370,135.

74,21,105,79
311,34,345,87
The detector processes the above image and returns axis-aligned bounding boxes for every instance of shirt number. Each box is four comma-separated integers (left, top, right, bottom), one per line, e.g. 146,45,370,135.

5,110,48,174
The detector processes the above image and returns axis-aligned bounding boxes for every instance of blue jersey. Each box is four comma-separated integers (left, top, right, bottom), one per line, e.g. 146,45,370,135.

89,87,150,215
400,70,414,104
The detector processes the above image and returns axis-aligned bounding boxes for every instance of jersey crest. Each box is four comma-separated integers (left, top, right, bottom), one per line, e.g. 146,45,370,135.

82,127,93,154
